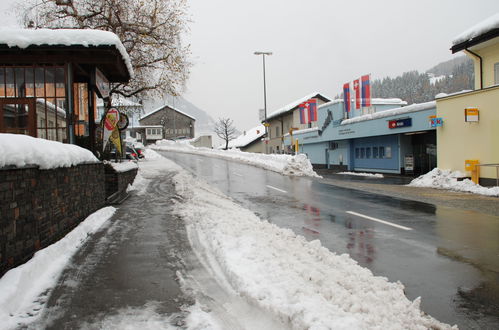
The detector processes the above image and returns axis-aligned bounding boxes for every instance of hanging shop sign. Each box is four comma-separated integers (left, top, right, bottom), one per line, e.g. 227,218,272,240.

388,118,412,129
103,108,121,153
430,117,444,127
93,68,110,99
465,107,479,122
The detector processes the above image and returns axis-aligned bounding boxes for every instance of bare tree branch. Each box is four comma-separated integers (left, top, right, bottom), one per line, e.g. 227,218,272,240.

214,118,237,150
20,0,191,99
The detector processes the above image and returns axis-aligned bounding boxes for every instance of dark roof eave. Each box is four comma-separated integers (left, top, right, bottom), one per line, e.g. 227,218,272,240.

0,44,130,82
451,28,499,53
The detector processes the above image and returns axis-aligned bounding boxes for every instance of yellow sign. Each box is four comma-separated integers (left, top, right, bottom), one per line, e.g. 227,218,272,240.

263,122,270,127
465,107,479,122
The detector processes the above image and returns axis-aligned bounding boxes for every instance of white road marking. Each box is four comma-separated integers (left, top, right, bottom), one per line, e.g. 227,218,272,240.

233,172,243,177
346,211,413,231
266,185,287,193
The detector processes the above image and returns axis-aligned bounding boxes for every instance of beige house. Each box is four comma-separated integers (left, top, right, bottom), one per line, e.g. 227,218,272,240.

436,14,499,185
264,92,331,154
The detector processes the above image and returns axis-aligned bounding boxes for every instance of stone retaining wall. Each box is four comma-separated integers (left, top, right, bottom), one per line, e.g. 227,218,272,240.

0,163,105,277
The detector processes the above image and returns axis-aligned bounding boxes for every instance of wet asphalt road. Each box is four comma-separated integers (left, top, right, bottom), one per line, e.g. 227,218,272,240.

161,151,499,330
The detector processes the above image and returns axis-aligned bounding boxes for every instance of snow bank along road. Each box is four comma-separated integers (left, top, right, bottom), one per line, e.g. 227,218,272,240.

2,150,458,330
161,151,499,330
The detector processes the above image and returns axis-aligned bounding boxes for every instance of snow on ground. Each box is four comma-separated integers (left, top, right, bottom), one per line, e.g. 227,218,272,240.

408,168,499,197
337,171,384,178
106,160,139,173
0,133,98,169
0,207,116,330
151,139,320,178
170,156,454,329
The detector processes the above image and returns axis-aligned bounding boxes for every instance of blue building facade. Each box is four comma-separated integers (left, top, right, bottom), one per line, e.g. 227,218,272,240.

284,99,437,175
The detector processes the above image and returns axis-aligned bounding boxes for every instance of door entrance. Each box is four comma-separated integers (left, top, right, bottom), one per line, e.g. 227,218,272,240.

411,131,437,175
0,98,36,136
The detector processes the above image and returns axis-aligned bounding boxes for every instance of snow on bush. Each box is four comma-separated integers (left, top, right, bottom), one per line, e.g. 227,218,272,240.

0,133,98,169
172,169,454,329
151,139,320,178
408,168,499,197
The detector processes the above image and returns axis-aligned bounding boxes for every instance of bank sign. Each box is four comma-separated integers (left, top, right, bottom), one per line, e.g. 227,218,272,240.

388,118,412,129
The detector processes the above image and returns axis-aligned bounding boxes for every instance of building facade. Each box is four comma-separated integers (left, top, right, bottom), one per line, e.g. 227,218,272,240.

285,98,437,175
436,14,499,185
0,29,132,155
264,92,331,154
139,105,195,142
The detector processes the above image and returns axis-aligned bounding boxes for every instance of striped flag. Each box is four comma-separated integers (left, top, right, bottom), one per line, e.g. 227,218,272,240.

343,83,351,113
308,99,318,122
353,79,361,109
299,102,310,124
361,74,371,107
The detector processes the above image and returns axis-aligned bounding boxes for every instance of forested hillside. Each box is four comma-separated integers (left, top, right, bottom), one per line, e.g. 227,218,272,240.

371,56,474,104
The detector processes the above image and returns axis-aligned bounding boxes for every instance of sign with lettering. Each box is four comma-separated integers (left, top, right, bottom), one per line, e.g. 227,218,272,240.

94,68,110,99
388,118,412,129
465,107,479,122
430,117,443,127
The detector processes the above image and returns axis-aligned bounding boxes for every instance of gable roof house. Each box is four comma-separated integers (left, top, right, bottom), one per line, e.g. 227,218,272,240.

228,124,266,153
264,92,331,154
436,13,499,185
138,104,195,144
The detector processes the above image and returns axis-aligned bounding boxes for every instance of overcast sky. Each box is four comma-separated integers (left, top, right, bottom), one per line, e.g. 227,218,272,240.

1,1,498,131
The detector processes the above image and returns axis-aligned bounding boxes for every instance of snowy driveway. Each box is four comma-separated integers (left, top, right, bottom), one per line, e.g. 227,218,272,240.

160,151,499,330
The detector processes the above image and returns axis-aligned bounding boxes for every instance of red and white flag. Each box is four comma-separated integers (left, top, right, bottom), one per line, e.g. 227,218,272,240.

353,79,361,110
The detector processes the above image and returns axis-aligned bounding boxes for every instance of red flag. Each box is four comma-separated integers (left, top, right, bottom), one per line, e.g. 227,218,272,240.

353,79,361,109
308,99,318,122
361,74,371,107
343,83,351,113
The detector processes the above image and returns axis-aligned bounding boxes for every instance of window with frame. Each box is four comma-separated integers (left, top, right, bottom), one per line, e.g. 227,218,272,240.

0,65,67,142
379,146,385,158
366,147,371,159
360,147,365,158
385,146,392,158
373,147,378,158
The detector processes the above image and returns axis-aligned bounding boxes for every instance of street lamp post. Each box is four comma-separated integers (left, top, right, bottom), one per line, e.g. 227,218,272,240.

254,51,272,154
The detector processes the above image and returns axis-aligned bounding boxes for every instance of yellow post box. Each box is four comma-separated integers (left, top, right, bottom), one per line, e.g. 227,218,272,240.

465,160,480,184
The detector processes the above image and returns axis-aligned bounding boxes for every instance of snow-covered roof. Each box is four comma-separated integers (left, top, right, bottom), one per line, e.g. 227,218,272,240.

341,101,436,125
228,124,265,148
139,104,196,121
318,98,406,109
435,90,473,99
284,126,319,137
452,13,499,46
0,28,133,78
266,92,331,121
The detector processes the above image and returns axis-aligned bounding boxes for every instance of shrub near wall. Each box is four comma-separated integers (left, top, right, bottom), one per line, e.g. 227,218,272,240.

0,163,105,276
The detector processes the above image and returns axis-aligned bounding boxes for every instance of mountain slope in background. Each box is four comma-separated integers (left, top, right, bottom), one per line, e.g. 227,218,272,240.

371,55,474,104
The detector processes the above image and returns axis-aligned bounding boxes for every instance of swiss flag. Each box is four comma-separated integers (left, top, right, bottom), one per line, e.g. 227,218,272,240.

353,79,361,110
